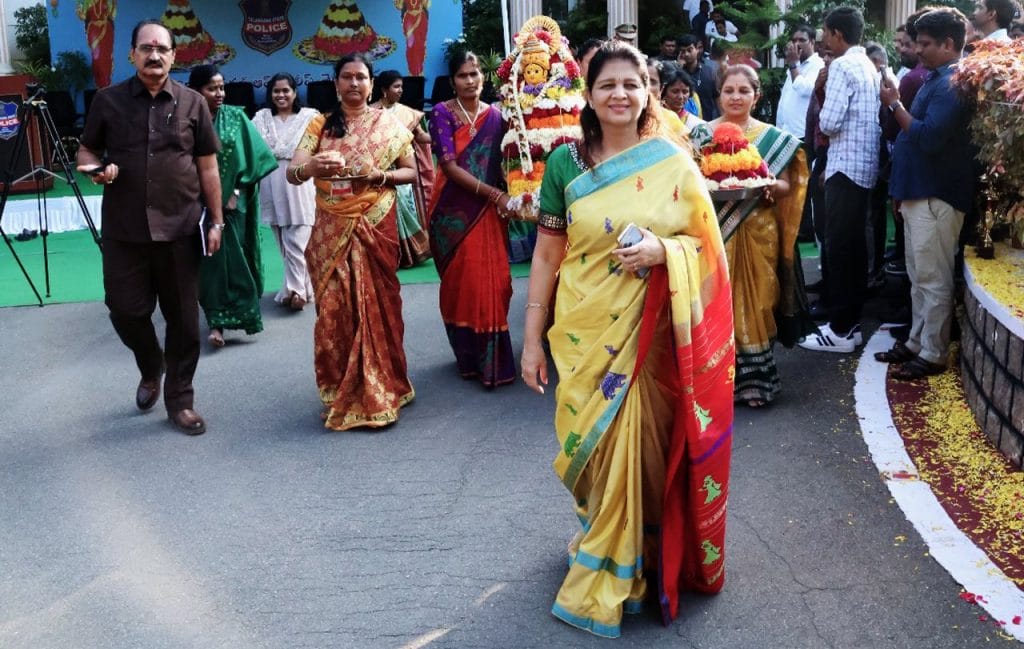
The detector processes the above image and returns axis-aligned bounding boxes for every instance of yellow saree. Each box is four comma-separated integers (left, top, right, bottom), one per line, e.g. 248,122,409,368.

542,137,735,637
715,123,812,403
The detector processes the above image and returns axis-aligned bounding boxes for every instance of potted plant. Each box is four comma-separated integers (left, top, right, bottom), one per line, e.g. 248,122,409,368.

952,39,1024,249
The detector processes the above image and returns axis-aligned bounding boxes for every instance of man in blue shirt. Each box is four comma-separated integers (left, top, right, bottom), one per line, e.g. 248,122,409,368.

876,6,975,379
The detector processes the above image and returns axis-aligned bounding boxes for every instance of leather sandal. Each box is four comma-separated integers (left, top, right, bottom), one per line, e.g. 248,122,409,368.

891,357,945,381
874,341,916,364
169,408,206,435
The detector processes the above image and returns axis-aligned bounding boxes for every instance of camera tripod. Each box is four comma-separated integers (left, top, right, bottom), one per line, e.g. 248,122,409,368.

0,86,101,306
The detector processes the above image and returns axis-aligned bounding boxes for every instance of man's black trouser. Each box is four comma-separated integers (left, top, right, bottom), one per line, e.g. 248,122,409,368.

823,172,871,333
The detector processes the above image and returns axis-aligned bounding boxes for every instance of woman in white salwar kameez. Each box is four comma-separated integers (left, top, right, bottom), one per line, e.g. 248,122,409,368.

253,73,319,310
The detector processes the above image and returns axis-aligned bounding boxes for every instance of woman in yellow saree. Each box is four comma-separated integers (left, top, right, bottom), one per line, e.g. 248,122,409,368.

288,54,417,430
691,65,816,407
521,42,735,638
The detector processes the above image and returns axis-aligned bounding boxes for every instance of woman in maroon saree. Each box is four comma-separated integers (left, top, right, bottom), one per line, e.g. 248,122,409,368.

288,54,417,430
428,52,516,387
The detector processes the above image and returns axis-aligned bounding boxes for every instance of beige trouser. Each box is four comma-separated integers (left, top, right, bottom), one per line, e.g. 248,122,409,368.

901,198,964,365
271,224,314,304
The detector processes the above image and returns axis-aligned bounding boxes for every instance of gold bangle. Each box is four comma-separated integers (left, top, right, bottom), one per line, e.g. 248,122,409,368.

525,302,548,313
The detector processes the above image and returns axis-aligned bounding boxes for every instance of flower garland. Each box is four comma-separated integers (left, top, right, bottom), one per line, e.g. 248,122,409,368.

497,16,584,221
698,122,773,191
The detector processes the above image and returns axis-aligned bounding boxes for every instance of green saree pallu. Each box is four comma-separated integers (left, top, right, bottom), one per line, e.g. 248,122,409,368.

200,104,278,334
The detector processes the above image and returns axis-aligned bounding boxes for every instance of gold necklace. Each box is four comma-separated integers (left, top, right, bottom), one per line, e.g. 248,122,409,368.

456,97,483,136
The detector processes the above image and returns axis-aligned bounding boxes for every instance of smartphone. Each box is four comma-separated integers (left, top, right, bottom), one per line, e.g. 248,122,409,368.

616,222,648,278
84,166,105,177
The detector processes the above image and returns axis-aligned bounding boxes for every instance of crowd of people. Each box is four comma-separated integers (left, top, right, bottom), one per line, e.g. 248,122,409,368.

75,3,1020,637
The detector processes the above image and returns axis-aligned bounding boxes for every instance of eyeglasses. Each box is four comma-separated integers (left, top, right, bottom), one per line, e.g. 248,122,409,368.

136,44,173,56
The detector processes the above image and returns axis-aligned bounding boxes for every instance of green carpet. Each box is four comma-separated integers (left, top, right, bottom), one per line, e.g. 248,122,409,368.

0,226,532,307
8,169,105,199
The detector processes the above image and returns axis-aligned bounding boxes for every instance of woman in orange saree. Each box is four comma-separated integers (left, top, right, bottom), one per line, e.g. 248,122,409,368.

428,52,516,387
522,42,734,638
288,54,417,430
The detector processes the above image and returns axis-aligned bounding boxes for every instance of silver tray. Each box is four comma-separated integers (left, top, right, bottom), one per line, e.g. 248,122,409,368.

326,174,369,181
709,186,763,202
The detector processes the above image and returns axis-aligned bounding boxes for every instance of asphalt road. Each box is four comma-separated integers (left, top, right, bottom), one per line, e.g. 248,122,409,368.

0,277,1014,649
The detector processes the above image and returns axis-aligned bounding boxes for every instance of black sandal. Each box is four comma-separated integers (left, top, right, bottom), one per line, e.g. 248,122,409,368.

874,341,916,364
891,357,945,380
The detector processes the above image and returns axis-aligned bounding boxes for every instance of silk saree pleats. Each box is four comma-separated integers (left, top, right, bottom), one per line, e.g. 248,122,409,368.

717,125,814,403
428,105,515,387
298,111,415,430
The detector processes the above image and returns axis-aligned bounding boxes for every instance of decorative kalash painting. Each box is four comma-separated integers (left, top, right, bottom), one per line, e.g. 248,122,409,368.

47,0,457,100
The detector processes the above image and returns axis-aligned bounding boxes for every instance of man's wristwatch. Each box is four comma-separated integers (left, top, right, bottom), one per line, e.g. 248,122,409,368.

888,100,903,112
211,223,226,231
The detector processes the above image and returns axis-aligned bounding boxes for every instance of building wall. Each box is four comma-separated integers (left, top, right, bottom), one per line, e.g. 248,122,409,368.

42,0,460,103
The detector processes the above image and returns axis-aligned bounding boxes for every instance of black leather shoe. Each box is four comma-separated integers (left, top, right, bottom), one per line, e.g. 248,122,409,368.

169,409,206,435
136,376,161,411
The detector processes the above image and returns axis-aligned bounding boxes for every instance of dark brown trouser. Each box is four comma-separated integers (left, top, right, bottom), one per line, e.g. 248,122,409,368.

102,236,201,413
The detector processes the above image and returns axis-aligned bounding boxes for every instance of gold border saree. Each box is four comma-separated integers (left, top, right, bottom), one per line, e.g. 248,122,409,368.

298,111,416,430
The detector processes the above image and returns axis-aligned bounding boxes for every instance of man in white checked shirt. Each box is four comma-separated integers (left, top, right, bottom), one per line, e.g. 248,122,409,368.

799,6,881,354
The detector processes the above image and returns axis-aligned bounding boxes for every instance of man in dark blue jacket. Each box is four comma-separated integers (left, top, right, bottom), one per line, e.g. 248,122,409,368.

876,6,975,379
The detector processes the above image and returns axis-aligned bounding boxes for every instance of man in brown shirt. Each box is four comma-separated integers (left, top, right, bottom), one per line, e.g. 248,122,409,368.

77,19,223,435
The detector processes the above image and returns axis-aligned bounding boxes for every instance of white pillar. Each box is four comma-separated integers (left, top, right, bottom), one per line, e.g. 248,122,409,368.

767,0,791,68
607,0,638,41
886,0,916,31
509,0,543,34
0,0,14,74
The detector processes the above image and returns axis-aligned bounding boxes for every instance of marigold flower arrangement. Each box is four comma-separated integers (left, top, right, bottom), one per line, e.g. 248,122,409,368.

497,16,585,221
952,39,1024,248
699,122,772,191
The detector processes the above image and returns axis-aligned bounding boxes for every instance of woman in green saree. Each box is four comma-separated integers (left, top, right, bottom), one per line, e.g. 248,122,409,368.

189,65,277,347
521,42,735,638
691,64,816,407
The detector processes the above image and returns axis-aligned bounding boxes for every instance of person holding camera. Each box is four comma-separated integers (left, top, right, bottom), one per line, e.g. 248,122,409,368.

77,19,222,435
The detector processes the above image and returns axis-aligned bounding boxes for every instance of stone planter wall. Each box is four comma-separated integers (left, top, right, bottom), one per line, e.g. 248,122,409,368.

960,287,1024,468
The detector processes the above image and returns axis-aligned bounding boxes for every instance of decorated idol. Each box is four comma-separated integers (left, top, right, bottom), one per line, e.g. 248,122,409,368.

496,16,585,258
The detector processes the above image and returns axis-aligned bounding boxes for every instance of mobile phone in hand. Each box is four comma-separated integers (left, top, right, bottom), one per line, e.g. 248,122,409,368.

84,166,105,177
881,65,897,86
616,222,648,278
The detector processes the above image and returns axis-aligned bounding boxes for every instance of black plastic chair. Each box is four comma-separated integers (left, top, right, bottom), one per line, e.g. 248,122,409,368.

429,76,454,108
224,81,256,118
83,88,97,119
401,76,425,111
44,90,82,139
305,80,336,115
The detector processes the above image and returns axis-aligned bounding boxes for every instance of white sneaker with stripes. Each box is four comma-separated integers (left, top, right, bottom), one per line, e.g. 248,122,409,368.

798,324,862,353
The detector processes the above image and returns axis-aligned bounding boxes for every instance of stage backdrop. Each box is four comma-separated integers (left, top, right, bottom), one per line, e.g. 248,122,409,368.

47,0,457,103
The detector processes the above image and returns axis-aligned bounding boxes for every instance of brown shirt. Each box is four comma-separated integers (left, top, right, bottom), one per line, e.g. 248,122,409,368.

80,76,220,242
